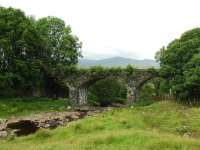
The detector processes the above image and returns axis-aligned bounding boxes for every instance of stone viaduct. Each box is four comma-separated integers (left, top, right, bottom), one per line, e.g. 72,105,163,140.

62,66,158,106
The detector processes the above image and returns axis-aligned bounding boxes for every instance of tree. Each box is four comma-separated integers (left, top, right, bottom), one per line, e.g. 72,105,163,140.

0,7,43,96
36,17,81,72
156,28,200,100
0,7,81,97
183,54,200,98
36,16,82,97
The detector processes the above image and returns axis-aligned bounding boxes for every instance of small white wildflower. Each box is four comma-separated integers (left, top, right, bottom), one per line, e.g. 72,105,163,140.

67,106,71,110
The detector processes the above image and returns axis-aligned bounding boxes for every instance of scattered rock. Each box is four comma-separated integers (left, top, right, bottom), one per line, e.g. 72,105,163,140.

183,132,192,138
0,107,110,138
0,118,7,124
111,103,126,108
0,131,8,139
6,120,39,136
48,119,59,129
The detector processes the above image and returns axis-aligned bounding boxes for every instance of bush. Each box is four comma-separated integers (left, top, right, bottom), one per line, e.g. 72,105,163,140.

88,78,127,106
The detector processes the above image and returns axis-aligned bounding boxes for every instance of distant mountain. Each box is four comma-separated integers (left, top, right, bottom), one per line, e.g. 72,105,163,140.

79,57,159,68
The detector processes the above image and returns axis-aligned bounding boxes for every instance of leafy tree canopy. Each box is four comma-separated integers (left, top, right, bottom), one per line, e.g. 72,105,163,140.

156,28,200,100
0,7,81,96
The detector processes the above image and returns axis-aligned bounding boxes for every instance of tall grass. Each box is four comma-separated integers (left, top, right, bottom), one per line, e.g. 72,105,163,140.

0,97,68,118
1,101,200,149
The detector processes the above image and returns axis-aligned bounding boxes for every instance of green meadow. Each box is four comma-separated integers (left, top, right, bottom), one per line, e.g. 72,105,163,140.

1,100,200,150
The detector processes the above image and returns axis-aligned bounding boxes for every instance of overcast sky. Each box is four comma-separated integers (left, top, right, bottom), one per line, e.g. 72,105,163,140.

1,0,200,60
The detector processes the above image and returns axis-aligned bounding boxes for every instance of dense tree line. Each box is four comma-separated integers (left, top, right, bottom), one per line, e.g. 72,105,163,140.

0,7,81,97
156,28,200,101
0,7,199,104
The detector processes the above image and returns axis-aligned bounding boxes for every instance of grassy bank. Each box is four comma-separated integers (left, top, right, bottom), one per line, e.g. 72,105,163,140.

1,101,200,149
0,98,68,118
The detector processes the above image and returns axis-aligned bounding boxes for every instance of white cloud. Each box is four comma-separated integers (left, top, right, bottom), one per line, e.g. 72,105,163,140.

1,0,200,59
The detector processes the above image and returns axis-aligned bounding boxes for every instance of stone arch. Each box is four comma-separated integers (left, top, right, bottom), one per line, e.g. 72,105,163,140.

131,76,156,103
82,76,128,106
64,68,158,106
68,75,127,106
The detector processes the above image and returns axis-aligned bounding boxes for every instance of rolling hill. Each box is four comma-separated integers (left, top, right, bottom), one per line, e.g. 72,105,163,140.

79,57,159,68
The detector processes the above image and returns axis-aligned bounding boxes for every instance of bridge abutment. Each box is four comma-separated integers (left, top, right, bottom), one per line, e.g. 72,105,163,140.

126,81,139,105
69,87,78,105
69,82,140,106
78,87,88,105
69,86,88,106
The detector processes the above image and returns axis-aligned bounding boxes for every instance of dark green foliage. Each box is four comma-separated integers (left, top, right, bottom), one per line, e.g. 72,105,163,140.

35,16,81,74
0,7,81,97
139,83,155,101
88,78,127,106
0,7,43,96
72,65,155,79
138,77,173,105
156,28,200,100
150,78,172,100
75,66,124,77
137,81,158,106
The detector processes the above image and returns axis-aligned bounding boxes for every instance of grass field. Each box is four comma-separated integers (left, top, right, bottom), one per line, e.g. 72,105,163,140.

0,98,68,118
1,100,200,150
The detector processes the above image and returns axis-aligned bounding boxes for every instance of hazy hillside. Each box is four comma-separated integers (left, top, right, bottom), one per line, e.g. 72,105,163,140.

79,57,159,68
